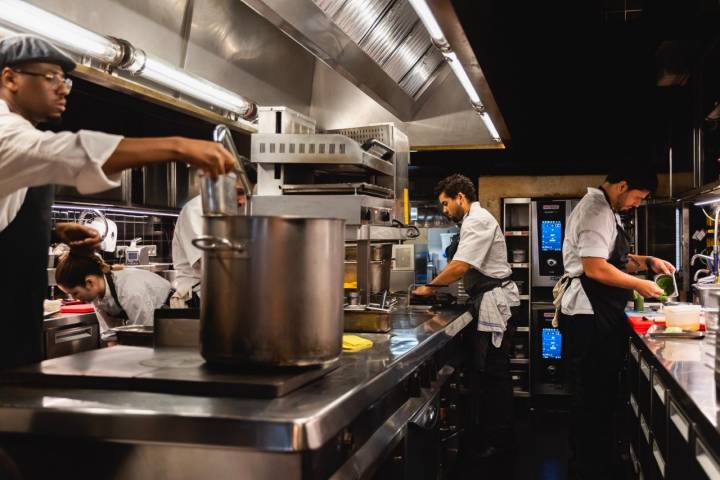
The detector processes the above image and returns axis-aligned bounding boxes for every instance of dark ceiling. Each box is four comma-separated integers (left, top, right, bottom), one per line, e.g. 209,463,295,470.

410,0,720,187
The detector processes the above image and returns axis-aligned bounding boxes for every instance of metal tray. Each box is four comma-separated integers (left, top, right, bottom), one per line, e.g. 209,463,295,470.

647,329,705,339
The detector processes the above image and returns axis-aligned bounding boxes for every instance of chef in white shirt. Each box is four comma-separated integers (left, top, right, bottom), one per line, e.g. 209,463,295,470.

557,167,673,479
0,34,237,368
54,251,172,339
170,168,248,307
414,174,519,460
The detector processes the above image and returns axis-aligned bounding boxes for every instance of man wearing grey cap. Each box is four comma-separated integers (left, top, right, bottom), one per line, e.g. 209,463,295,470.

0,34,237,368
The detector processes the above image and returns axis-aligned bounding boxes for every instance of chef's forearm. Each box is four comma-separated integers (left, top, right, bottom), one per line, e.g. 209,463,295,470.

102,137,184,174
583,257,644,290
431,260,470,286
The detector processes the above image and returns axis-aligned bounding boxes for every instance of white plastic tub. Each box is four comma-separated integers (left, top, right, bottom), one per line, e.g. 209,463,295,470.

664,304,702,331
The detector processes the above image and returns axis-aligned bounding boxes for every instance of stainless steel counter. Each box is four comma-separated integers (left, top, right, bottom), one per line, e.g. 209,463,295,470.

43,311,97,329
0,309,473,453
628,320,720,477
631,329,718,429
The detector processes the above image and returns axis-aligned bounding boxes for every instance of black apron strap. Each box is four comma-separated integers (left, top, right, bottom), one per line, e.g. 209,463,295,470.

0,186,54,368
104,272,129,321
446,232,460,261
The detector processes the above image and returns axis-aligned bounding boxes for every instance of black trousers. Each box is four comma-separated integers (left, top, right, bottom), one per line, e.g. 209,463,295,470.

467,310,518,449
560,313,628,480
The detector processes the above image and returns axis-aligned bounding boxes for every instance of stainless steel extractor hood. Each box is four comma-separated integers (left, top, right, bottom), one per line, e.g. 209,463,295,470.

239,0,509,147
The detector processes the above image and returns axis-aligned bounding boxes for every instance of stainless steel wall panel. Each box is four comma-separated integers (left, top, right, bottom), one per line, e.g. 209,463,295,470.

27,0,188,66
185,0,315,115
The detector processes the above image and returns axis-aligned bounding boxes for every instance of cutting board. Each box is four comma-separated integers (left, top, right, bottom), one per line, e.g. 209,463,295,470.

60,304,95,314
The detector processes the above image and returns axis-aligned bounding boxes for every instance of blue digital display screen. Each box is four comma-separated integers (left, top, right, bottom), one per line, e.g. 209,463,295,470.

541,220,562,252
542,328,562,359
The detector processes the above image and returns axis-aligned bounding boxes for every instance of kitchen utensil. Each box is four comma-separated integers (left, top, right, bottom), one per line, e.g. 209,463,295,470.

654,273,678,299
200,173,239,216
192,215,345,367
199,124,253,217
693,283,720,307
213,124,252,201
77,209,117,253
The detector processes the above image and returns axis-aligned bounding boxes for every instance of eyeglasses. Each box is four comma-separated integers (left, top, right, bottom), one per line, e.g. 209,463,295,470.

11,69,72,92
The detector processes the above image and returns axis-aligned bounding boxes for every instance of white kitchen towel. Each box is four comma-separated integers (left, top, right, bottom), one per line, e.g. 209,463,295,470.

478,285,515,347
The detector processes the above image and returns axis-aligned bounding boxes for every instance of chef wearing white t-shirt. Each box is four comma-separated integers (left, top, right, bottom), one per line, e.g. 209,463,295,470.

414,174,519,459
558,168,673,480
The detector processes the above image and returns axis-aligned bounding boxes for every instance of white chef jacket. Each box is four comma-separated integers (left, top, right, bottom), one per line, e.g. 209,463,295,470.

453,202,520,315
0,99,123,232
93,268,172,335
560,187,620,315
172,195,203,296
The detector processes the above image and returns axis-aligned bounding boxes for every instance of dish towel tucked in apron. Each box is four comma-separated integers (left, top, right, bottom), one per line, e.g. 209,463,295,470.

478,286,516,347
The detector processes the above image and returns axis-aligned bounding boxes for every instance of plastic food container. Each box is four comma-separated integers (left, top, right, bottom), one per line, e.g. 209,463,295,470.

664,304,702,331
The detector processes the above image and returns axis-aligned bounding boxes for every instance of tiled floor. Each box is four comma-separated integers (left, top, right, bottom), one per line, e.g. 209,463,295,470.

454,408,570,479
448,402,632,480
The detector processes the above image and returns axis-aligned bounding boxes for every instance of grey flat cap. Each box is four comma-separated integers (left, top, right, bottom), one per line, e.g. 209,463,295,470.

0,34,75,73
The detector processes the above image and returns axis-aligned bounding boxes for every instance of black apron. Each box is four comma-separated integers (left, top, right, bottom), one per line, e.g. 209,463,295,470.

104,272,129,322
0,186,54,368
577,189,633,338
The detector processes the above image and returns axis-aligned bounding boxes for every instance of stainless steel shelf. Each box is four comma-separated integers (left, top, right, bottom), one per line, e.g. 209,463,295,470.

516,326,530,333
505,231,529,237
519,295,530,300
510,263,529,268
510,358,529,365
513,390,530,398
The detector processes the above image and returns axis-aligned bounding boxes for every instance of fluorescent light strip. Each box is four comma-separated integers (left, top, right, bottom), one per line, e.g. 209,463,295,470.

139,57,253,117
407,0,502,143
53,204,179,218
443,51,481,104
0,0,120,63
407,0,445,40
695,198,720,207
480,113,500,141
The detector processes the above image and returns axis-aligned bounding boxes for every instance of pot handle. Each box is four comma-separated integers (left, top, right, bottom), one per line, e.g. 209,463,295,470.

192,235,246,252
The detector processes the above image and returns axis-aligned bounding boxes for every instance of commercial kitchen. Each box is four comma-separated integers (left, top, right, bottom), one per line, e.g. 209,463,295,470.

0,1,719,479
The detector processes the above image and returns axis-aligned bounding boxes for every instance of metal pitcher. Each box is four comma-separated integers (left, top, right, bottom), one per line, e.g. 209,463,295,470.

200,124,253,216
192,215,345,367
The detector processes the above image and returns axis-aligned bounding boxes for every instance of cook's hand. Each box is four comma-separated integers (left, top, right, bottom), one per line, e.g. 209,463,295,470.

178,138,235,179
635,279,665,299
648,256,676,274
55,223,101,248
413,285,435,297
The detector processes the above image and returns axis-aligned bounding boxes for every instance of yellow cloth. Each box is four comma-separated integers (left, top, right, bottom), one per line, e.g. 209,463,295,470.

342,334,373,352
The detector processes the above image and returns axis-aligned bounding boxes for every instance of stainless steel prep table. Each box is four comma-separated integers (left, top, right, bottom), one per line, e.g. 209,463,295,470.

627,322,720,479
0,309,473,480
